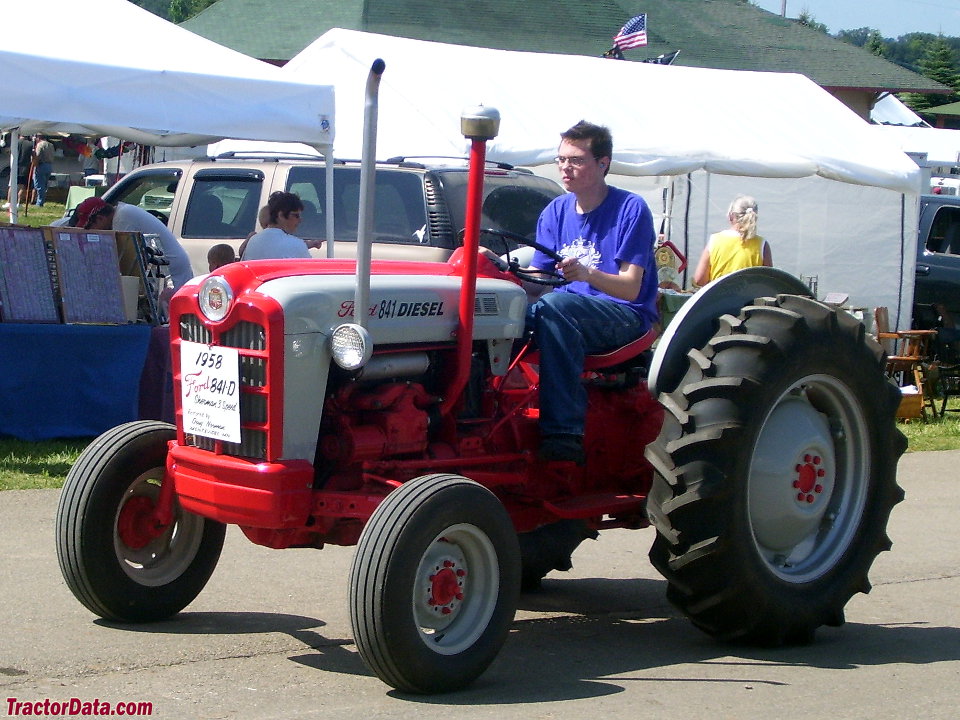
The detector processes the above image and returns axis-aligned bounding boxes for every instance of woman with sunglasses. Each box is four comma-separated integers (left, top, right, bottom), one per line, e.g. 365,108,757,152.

240,191,313,261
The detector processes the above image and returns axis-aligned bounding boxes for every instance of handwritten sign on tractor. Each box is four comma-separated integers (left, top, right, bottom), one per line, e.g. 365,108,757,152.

180,340,241,443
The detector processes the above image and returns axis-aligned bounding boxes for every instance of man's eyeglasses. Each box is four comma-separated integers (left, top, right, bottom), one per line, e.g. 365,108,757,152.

554,155,596,167
288,211,302,218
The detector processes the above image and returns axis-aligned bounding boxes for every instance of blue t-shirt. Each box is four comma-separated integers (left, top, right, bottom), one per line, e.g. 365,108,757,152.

532,186,658,328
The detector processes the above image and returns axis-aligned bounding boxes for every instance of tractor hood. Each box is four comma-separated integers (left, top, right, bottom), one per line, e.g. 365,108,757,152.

187,255,529,345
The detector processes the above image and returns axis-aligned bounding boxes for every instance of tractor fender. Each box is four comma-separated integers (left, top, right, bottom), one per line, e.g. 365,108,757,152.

649,267,813,396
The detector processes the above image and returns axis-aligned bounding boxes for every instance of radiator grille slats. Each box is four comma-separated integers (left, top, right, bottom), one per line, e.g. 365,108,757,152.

179,315,211,344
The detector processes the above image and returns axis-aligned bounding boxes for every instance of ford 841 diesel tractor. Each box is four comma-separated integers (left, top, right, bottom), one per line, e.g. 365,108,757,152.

56,65,905,694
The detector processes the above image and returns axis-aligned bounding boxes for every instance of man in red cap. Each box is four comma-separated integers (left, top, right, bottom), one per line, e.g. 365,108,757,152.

71,197,115,230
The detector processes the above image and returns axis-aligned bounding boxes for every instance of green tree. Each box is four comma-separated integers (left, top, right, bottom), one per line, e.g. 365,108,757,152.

168,0,216,23
836,27,872,47
797,10,828,34
865,30,887,58
901,35,960,113
168,0,191,22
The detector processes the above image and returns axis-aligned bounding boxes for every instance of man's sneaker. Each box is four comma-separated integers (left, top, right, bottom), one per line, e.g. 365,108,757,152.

539,434,585,465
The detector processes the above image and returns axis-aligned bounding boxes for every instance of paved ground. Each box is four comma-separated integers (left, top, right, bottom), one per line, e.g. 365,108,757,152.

1,450,958,719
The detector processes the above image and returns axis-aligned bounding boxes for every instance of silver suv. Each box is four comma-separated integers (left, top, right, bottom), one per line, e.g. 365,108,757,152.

102,153,564,273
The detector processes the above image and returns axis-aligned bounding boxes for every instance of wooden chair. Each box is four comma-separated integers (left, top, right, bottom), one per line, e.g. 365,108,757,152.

877,329,939,421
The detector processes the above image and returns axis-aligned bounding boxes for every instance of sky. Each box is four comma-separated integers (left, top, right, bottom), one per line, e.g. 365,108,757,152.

752,0,960,38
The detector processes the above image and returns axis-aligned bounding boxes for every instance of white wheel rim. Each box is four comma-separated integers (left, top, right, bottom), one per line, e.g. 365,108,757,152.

748,374,870,583
412,523,500,655
113,469,205,587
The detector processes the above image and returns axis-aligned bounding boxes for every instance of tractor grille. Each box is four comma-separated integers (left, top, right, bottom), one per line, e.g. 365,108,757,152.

178,314,269,459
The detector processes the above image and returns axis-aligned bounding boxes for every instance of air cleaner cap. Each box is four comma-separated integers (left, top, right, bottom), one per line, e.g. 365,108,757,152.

461,105,500,140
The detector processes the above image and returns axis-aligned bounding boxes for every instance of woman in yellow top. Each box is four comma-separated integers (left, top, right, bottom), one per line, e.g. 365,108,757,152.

693,195,772,286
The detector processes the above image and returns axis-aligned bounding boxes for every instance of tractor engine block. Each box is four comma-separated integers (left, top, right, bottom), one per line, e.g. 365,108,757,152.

320,382,436,464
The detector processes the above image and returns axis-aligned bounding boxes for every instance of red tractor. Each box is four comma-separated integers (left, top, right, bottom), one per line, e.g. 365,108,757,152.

56,64,905,694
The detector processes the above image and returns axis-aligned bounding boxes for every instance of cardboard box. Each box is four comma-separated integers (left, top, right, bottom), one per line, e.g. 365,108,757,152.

896,392,923,420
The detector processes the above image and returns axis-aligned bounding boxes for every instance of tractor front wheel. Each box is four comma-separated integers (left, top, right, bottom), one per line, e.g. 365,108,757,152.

56,421,225,622
349,473,520,693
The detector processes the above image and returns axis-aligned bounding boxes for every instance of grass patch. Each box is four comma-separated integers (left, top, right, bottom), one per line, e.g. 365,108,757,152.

897,396,960,452
0,436,90,491
6,201,67,227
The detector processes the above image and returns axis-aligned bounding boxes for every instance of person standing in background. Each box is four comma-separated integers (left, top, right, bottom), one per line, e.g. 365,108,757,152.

693,195,772,286
32,134,54,206
3,134,33,210
80,139,100,178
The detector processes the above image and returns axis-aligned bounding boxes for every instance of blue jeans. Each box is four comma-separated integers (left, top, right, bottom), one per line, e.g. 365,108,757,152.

33,162,52,205
526,292,650,436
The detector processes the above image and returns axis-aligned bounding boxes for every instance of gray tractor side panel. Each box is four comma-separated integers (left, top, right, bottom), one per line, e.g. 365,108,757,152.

255,274,528,460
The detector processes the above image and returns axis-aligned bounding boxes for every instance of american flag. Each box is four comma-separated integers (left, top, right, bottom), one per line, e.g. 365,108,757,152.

613,14,648,49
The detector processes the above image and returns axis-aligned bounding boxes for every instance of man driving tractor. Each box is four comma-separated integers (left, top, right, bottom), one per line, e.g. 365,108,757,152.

524,120,659,464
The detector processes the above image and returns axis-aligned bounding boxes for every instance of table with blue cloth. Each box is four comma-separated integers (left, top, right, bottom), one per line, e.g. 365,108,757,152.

0,323,154,441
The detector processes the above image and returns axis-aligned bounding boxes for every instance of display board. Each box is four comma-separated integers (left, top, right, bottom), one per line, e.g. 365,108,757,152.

47,227,126,324
0,225,60,322
0,224,161,325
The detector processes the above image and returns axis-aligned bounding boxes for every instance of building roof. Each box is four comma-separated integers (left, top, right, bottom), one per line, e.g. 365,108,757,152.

925,100,960,117
182,0,948,94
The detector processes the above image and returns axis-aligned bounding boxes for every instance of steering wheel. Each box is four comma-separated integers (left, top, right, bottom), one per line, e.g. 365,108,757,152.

472,227,568,287
145,209,169,225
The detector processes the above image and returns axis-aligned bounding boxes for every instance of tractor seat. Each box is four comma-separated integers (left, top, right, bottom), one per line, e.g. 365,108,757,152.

583,327,658,370
523,326,658,371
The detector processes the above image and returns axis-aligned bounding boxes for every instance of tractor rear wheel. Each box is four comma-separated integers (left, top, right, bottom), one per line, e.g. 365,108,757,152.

349,473,520,693
645,295,905,645
56,421,225,622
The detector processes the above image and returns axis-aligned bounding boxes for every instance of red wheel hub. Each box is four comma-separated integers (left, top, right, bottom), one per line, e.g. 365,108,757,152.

428,559,466,615
793,453,827,504
117,496,162,549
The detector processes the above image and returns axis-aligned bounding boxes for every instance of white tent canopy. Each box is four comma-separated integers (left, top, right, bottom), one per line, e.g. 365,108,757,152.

253,29,918,327
871,124,960,166
279,29,919,195
0,0,334,148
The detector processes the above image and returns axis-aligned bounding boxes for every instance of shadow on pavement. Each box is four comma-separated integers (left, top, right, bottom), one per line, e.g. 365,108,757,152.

95,611,326,637
91,577,960,703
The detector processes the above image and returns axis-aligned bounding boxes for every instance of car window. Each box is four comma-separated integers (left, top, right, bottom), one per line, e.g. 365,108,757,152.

107,171,180,224
287,167,427,244
927,206,960,254
438,171,563,250
182,177,262,239
287,173,325,240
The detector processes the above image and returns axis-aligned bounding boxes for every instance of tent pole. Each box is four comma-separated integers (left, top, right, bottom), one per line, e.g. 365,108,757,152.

325,148,335,257
7,129,18,224
703,171,711,254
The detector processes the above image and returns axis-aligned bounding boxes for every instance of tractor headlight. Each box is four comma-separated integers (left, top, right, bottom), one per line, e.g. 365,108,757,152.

198,275,233,322
330,323,373,370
